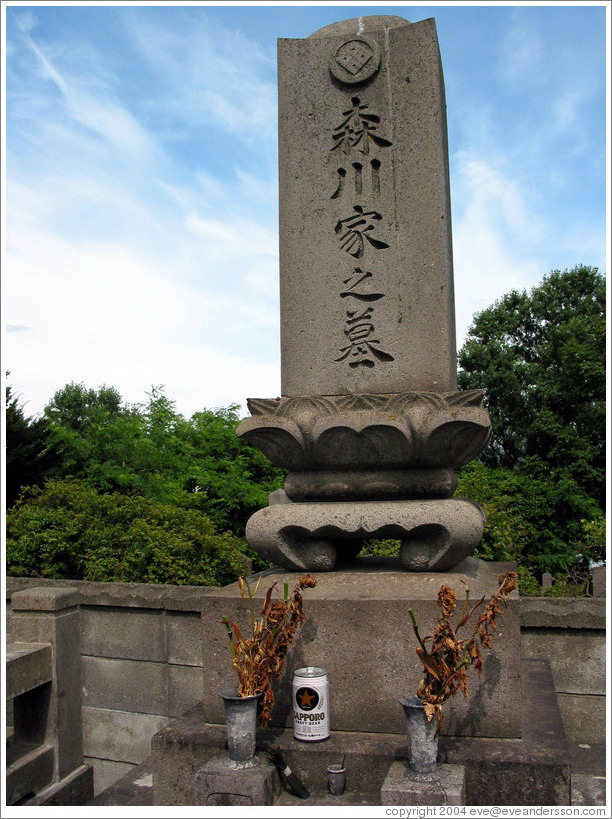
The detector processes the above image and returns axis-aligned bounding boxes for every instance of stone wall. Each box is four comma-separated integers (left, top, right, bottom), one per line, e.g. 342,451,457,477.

5,577,606,796
6,578,215,796
519,597,606,745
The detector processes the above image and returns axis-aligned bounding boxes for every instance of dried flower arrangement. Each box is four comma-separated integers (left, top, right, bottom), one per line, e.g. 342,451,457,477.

408,570,518,736
222,573,317,727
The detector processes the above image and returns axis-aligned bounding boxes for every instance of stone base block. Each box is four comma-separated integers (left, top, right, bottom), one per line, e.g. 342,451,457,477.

201,558,521,737
193,754,280,806
381,761,465,805
152,659,568,806
246,497,485,571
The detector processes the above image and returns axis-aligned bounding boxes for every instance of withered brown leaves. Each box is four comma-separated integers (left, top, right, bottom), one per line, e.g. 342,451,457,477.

409,571,517,737
223,573,316,728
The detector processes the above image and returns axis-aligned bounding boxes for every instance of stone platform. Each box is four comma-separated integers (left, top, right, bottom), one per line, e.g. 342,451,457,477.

149,659,570,806
199,558,521,738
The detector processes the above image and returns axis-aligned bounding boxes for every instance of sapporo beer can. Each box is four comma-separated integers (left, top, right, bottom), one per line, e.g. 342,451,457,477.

293,667,330,741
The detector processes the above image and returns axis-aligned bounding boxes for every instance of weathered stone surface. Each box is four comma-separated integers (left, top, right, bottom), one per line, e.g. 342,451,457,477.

6,642,52,699
284,467,457,501
152,659,568,806
168,664,206,718
6,576,218,612
81,656,167,715
278,16,456,395
86,758,136,798
521,630,606,695
166,611,203,666
6,742,55,805
557,694,605,745
10,587,84,781
193,755,280,806
24,763,94,806
519,597,606,629
82,707,168,764
237,14,491,571
81,607,165,662
200,559,521,738
591,565,605,597
439,659,570,806
245,497,485,571
238,392,490,473
381,761,465,805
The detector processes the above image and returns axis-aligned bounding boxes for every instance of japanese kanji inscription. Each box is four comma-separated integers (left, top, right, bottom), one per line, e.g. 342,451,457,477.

278,15,457,395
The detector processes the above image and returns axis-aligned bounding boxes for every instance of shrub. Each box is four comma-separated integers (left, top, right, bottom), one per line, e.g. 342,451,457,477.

6,478,248,586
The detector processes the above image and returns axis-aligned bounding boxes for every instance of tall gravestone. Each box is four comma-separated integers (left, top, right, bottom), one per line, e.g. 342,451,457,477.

237,15,491,572
172,24,521,799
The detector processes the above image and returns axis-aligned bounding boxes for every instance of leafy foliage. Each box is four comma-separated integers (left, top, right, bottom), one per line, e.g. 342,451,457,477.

6,478,248,586
40,383,285,537
458,266,606,508
5,380,61,508
454,461,600,580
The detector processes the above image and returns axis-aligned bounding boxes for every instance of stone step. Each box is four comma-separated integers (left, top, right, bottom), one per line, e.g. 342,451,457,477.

275,788,381,806
6,641,53,699
151,660,571,806
6,741,55,805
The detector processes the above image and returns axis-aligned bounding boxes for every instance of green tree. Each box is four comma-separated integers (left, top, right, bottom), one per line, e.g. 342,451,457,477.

42,382,145,492
458,265,606,509
38,382,284,538
5,380,61,507
454,461,600,582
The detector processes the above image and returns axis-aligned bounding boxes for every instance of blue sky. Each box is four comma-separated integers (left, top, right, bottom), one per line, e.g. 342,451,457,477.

2,1,609,419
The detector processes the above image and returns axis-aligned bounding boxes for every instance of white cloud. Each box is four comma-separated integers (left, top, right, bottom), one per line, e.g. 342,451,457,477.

451,151,543,345
123,9,277,145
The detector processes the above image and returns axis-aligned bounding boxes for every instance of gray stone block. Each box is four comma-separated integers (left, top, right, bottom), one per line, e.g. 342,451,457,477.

193,755,280,806
439,659,570,805
81,656,167,715
24,763,94,806
519,598,606,629
245,497,486,572
521,629,606,695
81,606,165,661
85,757,136,797
200,559,521,738
10,586,80,612
381,761,465,805
6,642,52,698
167,664,205,718
278,16,457,395
6,742,55,805
557,693,606,745
10,586,84,781
591,566,605,598
151,704,227,806
82,707,168,763
571,773,607,807
167,610,203,666
153,659,569,806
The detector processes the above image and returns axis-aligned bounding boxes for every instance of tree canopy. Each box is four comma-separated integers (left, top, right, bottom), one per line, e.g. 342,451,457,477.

6,382,285,585
5,380,61,508
457,265,606,509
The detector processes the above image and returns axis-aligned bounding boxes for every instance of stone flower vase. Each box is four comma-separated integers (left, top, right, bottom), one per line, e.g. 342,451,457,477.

399,695,439,780
219,688,262,768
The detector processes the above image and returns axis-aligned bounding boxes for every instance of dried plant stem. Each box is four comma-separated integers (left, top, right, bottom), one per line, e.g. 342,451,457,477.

410,570,518,736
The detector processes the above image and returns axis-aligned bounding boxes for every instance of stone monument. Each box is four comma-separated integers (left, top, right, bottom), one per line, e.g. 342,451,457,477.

237,15,491,572
153,17,573,806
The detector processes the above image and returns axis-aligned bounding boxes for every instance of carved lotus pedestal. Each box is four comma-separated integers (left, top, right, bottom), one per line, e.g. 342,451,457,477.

237,391,491,572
